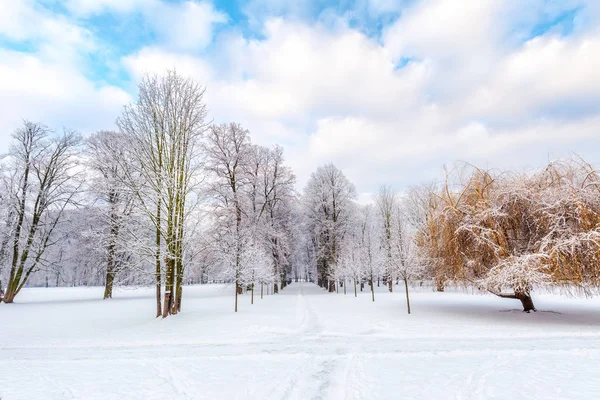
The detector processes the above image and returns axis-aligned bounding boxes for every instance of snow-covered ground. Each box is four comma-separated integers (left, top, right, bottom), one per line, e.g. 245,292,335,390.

2,282,600,400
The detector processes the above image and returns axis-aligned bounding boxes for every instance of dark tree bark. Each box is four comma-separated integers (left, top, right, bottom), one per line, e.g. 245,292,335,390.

328,280,335,292
403,277,411,315
103,207,119,300
497,291,536,312
515,291,536,312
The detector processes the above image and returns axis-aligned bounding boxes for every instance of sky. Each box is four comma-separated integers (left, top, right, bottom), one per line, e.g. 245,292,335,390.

1,0,600,201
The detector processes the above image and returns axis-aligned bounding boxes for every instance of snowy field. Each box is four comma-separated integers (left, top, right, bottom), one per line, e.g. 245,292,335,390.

2,283,600,400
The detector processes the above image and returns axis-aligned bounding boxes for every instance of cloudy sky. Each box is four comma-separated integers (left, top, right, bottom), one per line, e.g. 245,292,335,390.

1,0,599,200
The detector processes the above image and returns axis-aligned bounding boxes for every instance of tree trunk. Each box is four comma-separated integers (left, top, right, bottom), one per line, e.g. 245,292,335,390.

251,282,254,305
162,256,175,318
261,283,263,299
154,203,162,318
3,290,15,303
328,280,335,292
174,255,183,314
404,277,411,315
516,291,536,312
436,278,445,292
103,268,115,299
370,277,375,302
343,280,346,295
235,281,239,312
388,279,393,293
353,278,357,298
274,282,279,294
176,285,183,313
497,291,536,312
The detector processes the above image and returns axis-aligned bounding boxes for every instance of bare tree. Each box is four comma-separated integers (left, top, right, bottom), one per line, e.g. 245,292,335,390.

1,121,81,303
358,205,381,302
375,185,396,292
303,164,356,292
117,71,208,317
203,122,251,312
86,131,136,299
245,144,296,292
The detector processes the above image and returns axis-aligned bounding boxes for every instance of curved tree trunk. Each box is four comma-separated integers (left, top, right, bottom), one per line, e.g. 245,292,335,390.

516,291,536,312
497,291,536,312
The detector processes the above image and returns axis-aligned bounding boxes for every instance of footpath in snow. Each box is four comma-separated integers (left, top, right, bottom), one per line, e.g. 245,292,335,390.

2,282,600,399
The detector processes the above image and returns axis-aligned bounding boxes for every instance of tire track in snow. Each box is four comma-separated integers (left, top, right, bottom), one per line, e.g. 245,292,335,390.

154,362,193,400
296,284,325,338
459,354,511,400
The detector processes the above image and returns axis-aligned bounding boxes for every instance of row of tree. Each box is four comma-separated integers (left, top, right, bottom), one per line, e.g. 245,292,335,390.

0,71,300,316
303,159,600,313
300,166,423,313
2,70,599,315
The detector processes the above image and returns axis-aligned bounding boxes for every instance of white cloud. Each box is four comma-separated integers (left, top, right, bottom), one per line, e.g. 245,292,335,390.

121,4,600,192
65,0,227,50
0,1,128,150
3,0,600,196
148,1,227,51
464,32,600,121
65,0,155,16
0,49,130,151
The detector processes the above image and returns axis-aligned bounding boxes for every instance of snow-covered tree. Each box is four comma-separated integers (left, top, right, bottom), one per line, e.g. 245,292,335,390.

358,205,383,302
203,122,252,312
418,159,600,312
86,131,138,299
303,164,356,292
1,121,82,303
375,185,396,292
338,220,364,297
117,71,208,317
392,199,425,314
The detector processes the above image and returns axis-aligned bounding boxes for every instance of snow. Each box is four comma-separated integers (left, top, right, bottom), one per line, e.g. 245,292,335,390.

2,283,600,399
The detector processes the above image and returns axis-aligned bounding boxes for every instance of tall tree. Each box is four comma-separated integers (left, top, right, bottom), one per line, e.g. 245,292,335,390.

375,185,396,292
303,164,356,292
86,131,136,299
358,205,381,302
203,122,251,312
117,71,208,317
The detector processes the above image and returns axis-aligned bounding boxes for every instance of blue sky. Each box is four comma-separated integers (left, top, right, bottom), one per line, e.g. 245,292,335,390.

1,0,599,199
